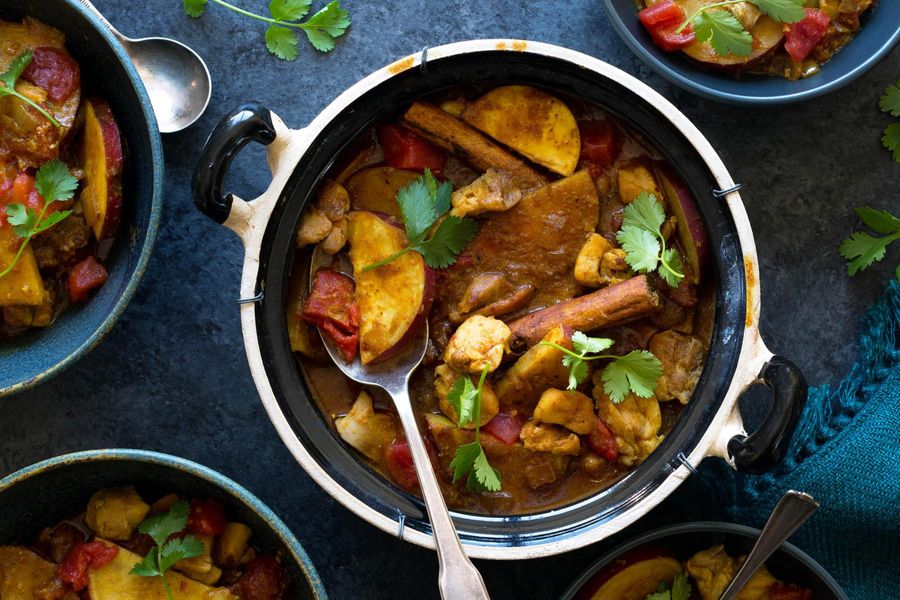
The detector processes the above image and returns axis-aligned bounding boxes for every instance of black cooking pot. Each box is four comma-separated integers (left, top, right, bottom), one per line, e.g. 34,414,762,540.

191,41,806,559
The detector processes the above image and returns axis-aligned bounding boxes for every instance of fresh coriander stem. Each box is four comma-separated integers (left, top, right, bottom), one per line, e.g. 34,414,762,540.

208,0,329,30
0,86,61,128
361,247,412,272
539,341,620,362
675,0,746,33
657,235,685,281
472,365,489,443
160,570,174,600
0,201,52,279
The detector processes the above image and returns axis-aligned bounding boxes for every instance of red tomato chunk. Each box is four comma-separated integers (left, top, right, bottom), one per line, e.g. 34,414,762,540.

57,541,119,591
586,417,619,463
483,412,523,445
770,584,813,600
385,439,419,491
302,269,360,362
231,556,291,600
638,0,696,52
579,120,621,168
67,256,108,303
187,497,227,536
22,47,81,103
784,9,831,63
379,124,447,172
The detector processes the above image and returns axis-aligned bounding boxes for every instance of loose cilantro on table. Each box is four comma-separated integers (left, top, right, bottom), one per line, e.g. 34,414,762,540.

0,160,77,279
646,573,692,600
0,50,61,127
676,0,805,57
616,192,685,288
362,169,479,272
879,80,900,163
541,331,663,404
839,206,900,283
130,500,206,600
183,0,350,59
447,366,502,493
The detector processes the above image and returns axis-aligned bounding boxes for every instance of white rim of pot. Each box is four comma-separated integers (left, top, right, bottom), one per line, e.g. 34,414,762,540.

222,39,769,560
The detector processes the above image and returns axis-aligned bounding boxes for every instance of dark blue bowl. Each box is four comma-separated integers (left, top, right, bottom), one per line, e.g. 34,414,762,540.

600,0,900,105
0,0,163,396
0,449,327,599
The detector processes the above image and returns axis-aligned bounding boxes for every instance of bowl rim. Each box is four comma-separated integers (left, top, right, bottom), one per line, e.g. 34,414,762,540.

0,448,328,600
558,521,849,600
598,0,900,105
0,0,164,397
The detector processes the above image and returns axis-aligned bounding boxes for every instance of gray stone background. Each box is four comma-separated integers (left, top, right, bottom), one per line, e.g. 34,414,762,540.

2,1,898,598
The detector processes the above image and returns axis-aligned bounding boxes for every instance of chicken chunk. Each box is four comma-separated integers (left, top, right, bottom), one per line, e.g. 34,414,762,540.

85,487,151,541
434,363,499,428
450,169,524,217
335,391,397,462
519,421,581,455
574,233,632,287
533,389,595,434
319,217,348,255
296,206,333,246
617,162,662,204
593,379,663,466
296,179,351,250
725,2,761,29
495,325,573,416
686,545,778,600
650,330,705,404
444,315,511,373
316,179,351,220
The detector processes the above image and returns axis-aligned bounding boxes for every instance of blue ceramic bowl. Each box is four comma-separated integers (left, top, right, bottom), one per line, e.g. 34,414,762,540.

0,0,163,396
0,449,327,599
600,0,900,105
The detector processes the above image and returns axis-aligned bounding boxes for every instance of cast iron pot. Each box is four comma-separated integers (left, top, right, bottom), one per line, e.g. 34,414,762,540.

0,450,327,599
560,522,848,599
0,0,163,397
191,40,807,559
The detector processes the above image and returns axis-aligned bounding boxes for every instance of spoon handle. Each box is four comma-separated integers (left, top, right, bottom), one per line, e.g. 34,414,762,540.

75,0,124,38
390,386,491,600
719,491,819,600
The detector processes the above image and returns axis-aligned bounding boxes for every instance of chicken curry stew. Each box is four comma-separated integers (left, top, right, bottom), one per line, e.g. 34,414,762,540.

0,487,292,599
0,17,126,338
288,84,715,514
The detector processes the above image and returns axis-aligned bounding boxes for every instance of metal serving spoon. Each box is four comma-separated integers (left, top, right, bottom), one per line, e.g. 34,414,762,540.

77,0,212,133
719,491,819,600
310,254,490,600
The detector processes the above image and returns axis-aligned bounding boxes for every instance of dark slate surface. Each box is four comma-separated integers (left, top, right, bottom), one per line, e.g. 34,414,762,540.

3,2,898,598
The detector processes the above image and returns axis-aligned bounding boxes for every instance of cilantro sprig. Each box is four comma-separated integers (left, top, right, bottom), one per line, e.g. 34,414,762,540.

541,331,663,404
0,160,77,279
839,206,900,283
130,500,205,600
646,573,692,600
362,169,479,272
616,192,684,287
676,0,806,57
0,51,61,127
879,80,900,163
183,0,350,58
447,366,502,493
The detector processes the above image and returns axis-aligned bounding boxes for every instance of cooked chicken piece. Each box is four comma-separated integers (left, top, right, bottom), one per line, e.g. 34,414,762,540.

444,315,511,373
335,391,397,462
495,325,572,416
316,179,351,220
574,233,632,287
533,389,595,434
85,487,151,541
519,421,581,455
450,168,524,217
650,330,705,404
617,162,662,204
686,545,778,600
457,272,507,314
593,380,663,466
725,2,761,29
319,217,348,254
296,206,333,246
434,363,499,428
296,179,351,248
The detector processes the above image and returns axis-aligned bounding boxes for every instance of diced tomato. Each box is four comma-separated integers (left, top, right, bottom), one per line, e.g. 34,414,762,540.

483,412,523,445
302,270,360,361
320,319,359,362
187,497,227,536
586,417,619,462
638,0,696,52
385,439,419,491
21,47,81,103
650,26,696,52
638,0,683,27
67,256,108,303
379,124,447,172
57,541,119,591
579,120,621,168
770,584,813,600
231,556,291,600
784,9,831,63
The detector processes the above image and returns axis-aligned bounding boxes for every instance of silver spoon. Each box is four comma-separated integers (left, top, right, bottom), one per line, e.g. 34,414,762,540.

719,491,819,600
310,254,491,600
77,0,212,133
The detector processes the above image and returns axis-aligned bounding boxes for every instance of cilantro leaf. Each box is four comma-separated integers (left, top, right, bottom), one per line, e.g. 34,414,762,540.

572,331,613,355
397,177,438,243
447,375,477,426
130,500,206,598
671,573,692,600
301,1,351,52
752,0,806,23
646,592,671,600
158,536,206,572
129,552,161,576
5,204,36,238
414,215,479,269
616,193,683,286
855,206,900,235
450,441,481,485
434,180,453,216
838,231,893,275
693,10,753,57
0,50,32,90
32,210,72,235
618,226,661,273
183,0,207,18
660,247,684,288
471,446,501,492
880,81,900,117
265,25,300,61
562,354,589,390
35,160,78,203
602,350,663,404
269,0,311,21
882,122,900,163
622,192,665,233
138,500,190,546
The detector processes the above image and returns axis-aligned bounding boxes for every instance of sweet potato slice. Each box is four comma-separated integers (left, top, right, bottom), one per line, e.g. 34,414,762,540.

344,166,419,220
588,556,684,600
0,226,44,306
675,0,784,67
462,85,580,176
80,98,124,241
0,546,58,600
495,325,573,417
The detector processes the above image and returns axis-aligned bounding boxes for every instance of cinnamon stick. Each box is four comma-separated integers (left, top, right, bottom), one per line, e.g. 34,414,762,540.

507,275,662,353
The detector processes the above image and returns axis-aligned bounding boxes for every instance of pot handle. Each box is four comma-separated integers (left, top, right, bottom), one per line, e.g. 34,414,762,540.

192,102,277,224
728,355,807,473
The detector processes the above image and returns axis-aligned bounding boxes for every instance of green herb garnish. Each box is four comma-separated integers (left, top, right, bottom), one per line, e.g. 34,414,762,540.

616,192,685,287
676,0,806,57
0,160,77,279
362,169,479,272
646,573,692,600
879,80,900,163
183,0,350,59
541,331,663,404
447,366,502,493
839,206,900,283
0,50,61,127
129,500,206,600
